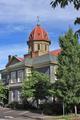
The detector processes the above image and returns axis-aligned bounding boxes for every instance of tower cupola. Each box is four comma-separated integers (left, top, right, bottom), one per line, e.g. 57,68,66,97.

27,24,51,57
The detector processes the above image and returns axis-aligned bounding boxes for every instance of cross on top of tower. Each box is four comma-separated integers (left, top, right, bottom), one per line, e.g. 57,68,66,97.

37,16,40,26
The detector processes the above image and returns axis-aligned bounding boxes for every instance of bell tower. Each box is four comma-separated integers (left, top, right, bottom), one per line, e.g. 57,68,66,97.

27,23,51,57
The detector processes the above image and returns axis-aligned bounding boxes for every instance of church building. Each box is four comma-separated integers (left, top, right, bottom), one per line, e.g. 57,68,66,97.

0,23,61,103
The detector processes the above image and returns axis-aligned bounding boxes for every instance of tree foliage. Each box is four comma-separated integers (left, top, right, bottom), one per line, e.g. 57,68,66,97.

21,71,51,106
50,0,80,10
53,29,80,114
0,80,7,101
50,0,80,36
34,78,51,100
21,77,34,99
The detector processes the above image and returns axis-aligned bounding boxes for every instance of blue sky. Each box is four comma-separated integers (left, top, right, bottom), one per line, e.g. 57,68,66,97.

0,0,80,69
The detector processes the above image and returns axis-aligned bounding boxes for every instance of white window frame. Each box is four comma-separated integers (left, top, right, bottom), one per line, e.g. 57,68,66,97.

11,90,15,102
17,70,23,83
11,71,16,83
17,90,21,101
54,66,58,80
11,91,13,102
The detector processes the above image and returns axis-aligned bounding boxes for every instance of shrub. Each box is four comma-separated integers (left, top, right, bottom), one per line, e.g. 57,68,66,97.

40,102,63,115
8,101,19,109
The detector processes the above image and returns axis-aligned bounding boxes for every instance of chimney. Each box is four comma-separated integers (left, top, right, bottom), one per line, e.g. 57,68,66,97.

8,55,12,62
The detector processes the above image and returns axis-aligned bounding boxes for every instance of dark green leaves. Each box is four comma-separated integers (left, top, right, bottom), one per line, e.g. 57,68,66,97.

0,81,7,101
50,0,80,36
50,0,80,10
53,29,80,106
22,71,51,101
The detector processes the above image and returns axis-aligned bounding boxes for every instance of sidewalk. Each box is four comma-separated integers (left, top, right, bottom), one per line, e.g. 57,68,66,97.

20,111,46,120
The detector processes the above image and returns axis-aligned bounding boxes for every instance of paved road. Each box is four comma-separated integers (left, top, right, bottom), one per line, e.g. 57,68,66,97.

0,107,45,120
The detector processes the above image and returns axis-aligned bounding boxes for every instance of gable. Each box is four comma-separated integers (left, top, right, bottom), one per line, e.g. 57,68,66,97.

6,56,23,67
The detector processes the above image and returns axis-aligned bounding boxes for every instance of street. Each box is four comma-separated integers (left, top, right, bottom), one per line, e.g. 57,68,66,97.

0,107,45,120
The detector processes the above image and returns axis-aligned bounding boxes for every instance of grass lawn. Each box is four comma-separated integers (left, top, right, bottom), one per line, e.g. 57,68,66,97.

46,114,80,120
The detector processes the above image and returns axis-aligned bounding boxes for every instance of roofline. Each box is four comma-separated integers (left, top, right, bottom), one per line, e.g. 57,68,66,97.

27,39,51,45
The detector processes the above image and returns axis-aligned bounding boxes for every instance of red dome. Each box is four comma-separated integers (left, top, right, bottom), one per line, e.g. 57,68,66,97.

29,25,49,41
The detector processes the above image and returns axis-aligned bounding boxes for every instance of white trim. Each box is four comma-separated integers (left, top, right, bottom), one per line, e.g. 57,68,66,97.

17,70,23,83
17,90,21,101
10,71,16,83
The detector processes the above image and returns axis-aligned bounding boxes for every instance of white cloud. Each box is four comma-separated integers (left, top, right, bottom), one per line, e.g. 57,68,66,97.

0,0,79,23
0,43,27,57
0,24,31,35
0,0,80,69
0,43,27,69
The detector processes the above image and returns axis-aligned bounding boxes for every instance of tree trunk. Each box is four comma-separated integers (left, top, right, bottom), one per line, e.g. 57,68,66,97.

62,102,65,116
74,105,77,116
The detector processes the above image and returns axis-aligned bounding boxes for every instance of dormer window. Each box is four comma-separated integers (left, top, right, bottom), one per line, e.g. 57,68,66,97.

38,33,40,36
45,34,47,37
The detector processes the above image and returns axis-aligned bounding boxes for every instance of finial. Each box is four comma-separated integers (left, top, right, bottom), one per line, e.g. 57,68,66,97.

37,16,40,26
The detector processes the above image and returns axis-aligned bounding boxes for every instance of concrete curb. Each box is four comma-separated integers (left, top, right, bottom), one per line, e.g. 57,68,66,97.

22,114,47,120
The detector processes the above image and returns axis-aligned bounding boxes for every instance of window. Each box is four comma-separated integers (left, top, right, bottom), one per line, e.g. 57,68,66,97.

54,66,57,80
38,44,40,50
38,33,40,36
47,45,49,51
45,45,47,51
34,44,38,51
26,68,31,80
17,70,23,82
17,90,21,101
11,71,16,83
44,34,47,37
7,74,10,81
11,90,15,102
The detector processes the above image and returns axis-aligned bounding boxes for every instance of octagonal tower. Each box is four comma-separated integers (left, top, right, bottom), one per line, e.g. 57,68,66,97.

27,24,51,57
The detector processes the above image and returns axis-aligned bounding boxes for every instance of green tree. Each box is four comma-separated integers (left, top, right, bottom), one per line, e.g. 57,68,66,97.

33,76,51,108
22,71,51,108
50,0,80,10
0,80,7,103
50,0,80,35
53,29,80,115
